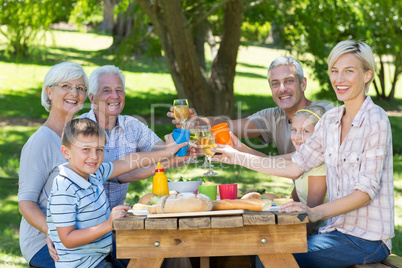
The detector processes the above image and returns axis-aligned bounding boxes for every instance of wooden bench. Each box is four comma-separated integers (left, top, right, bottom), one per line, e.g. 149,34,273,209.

349,254,402,268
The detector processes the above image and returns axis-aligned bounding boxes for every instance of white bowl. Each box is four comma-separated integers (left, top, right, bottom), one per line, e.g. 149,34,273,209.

168,181,203,193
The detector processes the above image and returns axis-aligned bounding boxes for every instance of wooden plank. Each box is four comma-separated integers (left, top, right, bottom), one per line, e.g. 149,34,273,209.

243,211,275,226
147,210,244,218
200,257,210,268
382,254,402,267
274,212,309,225
127,258,164,268
179,217,211,230
211,215,243,228
115,224,307,259
258,253,299,268
113,216,145,230
145,218,177,230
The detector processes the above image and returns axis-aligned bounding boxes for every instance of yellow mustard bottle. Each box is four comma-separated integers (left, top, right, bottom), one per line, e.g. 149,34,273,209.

152,162,169,197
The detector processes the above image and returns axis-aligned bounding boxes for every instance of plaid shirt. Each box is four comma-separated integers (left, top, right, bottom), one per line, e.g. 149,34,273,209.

292,96,394,250
80,110,162,208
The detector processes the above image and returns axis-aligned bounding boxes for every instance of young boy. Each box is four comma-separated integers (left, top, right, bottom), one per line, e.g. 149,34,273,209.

47,118,185,267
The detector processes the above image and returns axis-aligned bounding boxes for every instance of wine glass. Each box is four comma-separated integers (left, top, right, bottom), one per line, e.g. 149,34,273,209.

184,120,199,164
201,136,218,176
198,125,213,168
173,99,190,125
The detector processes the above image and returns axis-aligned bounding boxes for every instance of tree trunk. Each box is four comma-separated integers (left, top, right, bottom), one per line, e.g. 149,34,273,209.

112,2,134,48
137,0,244,117
99,0,117,32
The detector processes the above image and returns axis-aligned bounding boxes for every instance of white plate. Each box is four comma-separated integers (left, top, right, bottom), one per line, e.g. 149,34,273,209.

128,209,150,216
269,206,280,212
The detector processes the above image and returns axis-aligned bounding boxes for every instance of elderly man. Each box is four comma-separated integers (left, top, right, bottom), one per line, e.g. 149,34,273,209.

80,65,165,209
168,56,334,155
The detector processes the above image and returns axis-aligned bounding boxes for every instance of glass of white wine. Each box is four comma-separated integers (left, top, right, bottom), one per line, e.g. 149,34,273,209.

173,99,190,125
184,120,199,164
198,125,213,168
201,136,218,176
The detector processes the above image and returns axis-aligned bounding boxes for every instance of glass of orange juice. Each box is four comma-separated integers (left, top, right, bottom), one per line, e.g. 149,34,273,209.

173,99,190,125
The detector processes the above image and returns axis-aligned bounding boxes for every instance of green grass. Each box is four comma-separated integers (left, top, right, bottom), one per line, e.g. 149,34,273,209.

1,28,402,267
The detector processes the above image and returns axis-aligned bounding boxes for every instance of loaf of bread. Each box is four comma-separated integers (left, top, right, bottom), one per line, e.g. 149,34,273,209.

147,193,213,214
212,199,272,211
138,193,158,205
241,192,262,199
261,193,279,201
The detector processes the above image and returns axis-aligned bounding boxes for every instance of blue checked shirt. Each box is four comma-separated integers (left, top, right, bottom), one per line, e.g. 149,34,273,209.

80,110,162,208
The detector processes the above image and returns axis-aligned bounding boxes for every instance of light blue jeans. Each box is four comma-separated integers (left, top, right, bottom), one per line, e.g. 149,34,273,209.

254,231,390,268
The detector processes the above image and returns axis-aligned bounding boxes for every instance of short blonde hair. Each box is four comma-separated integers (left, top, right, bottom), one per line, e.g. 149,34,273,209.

41,62,89,112
327,40,375,93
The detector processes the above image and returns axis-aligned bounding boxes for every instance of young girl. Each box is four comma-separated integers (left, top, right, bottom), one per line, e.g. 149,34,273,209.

290,105,327,235
214,40,394,267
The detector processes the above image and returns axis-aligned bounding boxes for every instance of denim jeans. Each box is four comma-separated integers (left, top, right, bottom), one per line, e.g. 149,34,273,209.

29,244,55,268
94,257,113,268
254,231,390,268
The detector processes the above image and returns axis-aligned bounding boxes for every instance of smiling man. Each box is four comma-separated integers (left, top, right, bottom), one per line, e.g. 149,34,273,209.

245,56,334,154
169,56,334,155
80,65,165,209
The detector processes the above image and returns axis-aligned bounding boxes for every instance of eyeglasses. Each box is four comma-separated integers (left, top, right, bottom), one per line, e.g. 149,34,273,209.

50,83,87,94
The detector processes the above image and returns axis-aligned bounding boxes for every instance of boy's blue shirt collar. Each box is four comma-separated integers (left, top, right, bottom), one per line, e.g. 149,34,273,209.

58,163,96,189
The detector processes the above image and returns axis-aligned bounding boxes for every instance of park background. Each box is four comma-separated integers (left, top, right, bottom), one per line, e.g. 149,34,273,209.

0,1,401,267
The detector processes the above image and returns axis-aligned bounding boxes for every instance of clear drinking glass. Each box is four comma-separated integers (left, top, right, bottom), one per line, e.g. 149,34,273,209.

198,125,213,168
173,99,190,125
184,120,199,164
201,136,218,176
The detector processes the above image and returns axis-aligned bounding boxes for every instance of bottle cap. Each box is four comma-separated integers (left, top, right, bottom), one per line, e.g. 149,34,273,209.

155,162,164,172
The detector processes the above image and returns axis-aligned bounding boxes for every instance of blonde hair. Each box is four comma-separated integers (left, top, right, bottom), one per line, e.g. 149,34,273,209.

293,105,326,126
327,40,375,94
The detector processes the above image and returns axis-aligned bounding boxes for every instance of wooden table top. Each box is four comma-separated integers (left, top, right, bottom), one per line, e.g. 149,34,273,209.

113,210,309,231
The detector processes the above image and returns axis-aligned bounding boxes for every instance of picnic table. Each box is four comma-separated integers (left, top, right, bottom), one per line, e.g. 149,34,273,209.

113,209,308,268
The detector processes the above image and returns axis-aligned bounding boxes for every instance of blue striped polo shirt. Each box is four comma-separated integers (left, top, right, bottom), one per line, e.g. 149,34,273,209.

47,162,113,268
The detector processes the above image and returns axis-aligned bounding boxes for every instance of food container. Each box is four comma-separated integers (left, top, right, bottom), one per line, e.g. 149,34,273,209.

168,181,203,193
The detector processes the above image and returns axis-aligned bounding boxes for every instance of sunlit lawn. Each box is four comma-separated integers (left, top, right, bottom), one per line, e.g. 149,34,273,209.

1,29,402,267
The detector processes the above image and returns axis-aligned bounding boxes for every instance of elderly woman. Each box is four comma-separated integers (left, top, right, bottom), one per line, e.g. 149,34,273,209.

18,62,89,267
214,40,394,268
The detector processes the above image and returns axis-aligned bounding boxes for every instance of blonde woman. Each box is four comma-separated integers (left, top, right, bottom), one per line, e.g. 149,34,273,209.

214,40,393,267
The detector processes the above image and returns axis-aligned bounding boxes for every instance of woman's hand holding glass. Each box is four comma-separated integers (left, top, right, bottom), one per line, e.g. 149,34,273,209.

211,144,241,165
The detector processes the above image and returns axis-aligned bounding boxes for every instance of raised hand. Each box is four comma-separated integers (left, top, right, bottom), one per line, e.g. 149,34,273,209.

211,144,241,165
167,107,197,128
164,133,189,156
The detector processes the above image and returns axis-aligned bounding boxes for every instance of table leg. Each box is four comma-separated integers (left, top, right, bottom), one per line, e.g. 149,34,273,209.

200,257,210,268
127,257,164,268
258,253,299,268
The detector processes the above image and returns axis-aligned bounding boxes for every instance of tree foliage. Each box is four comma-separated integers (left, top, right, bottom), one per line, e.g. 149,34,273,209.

273,0,402,101
0,0,75,57
135,0,249,116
